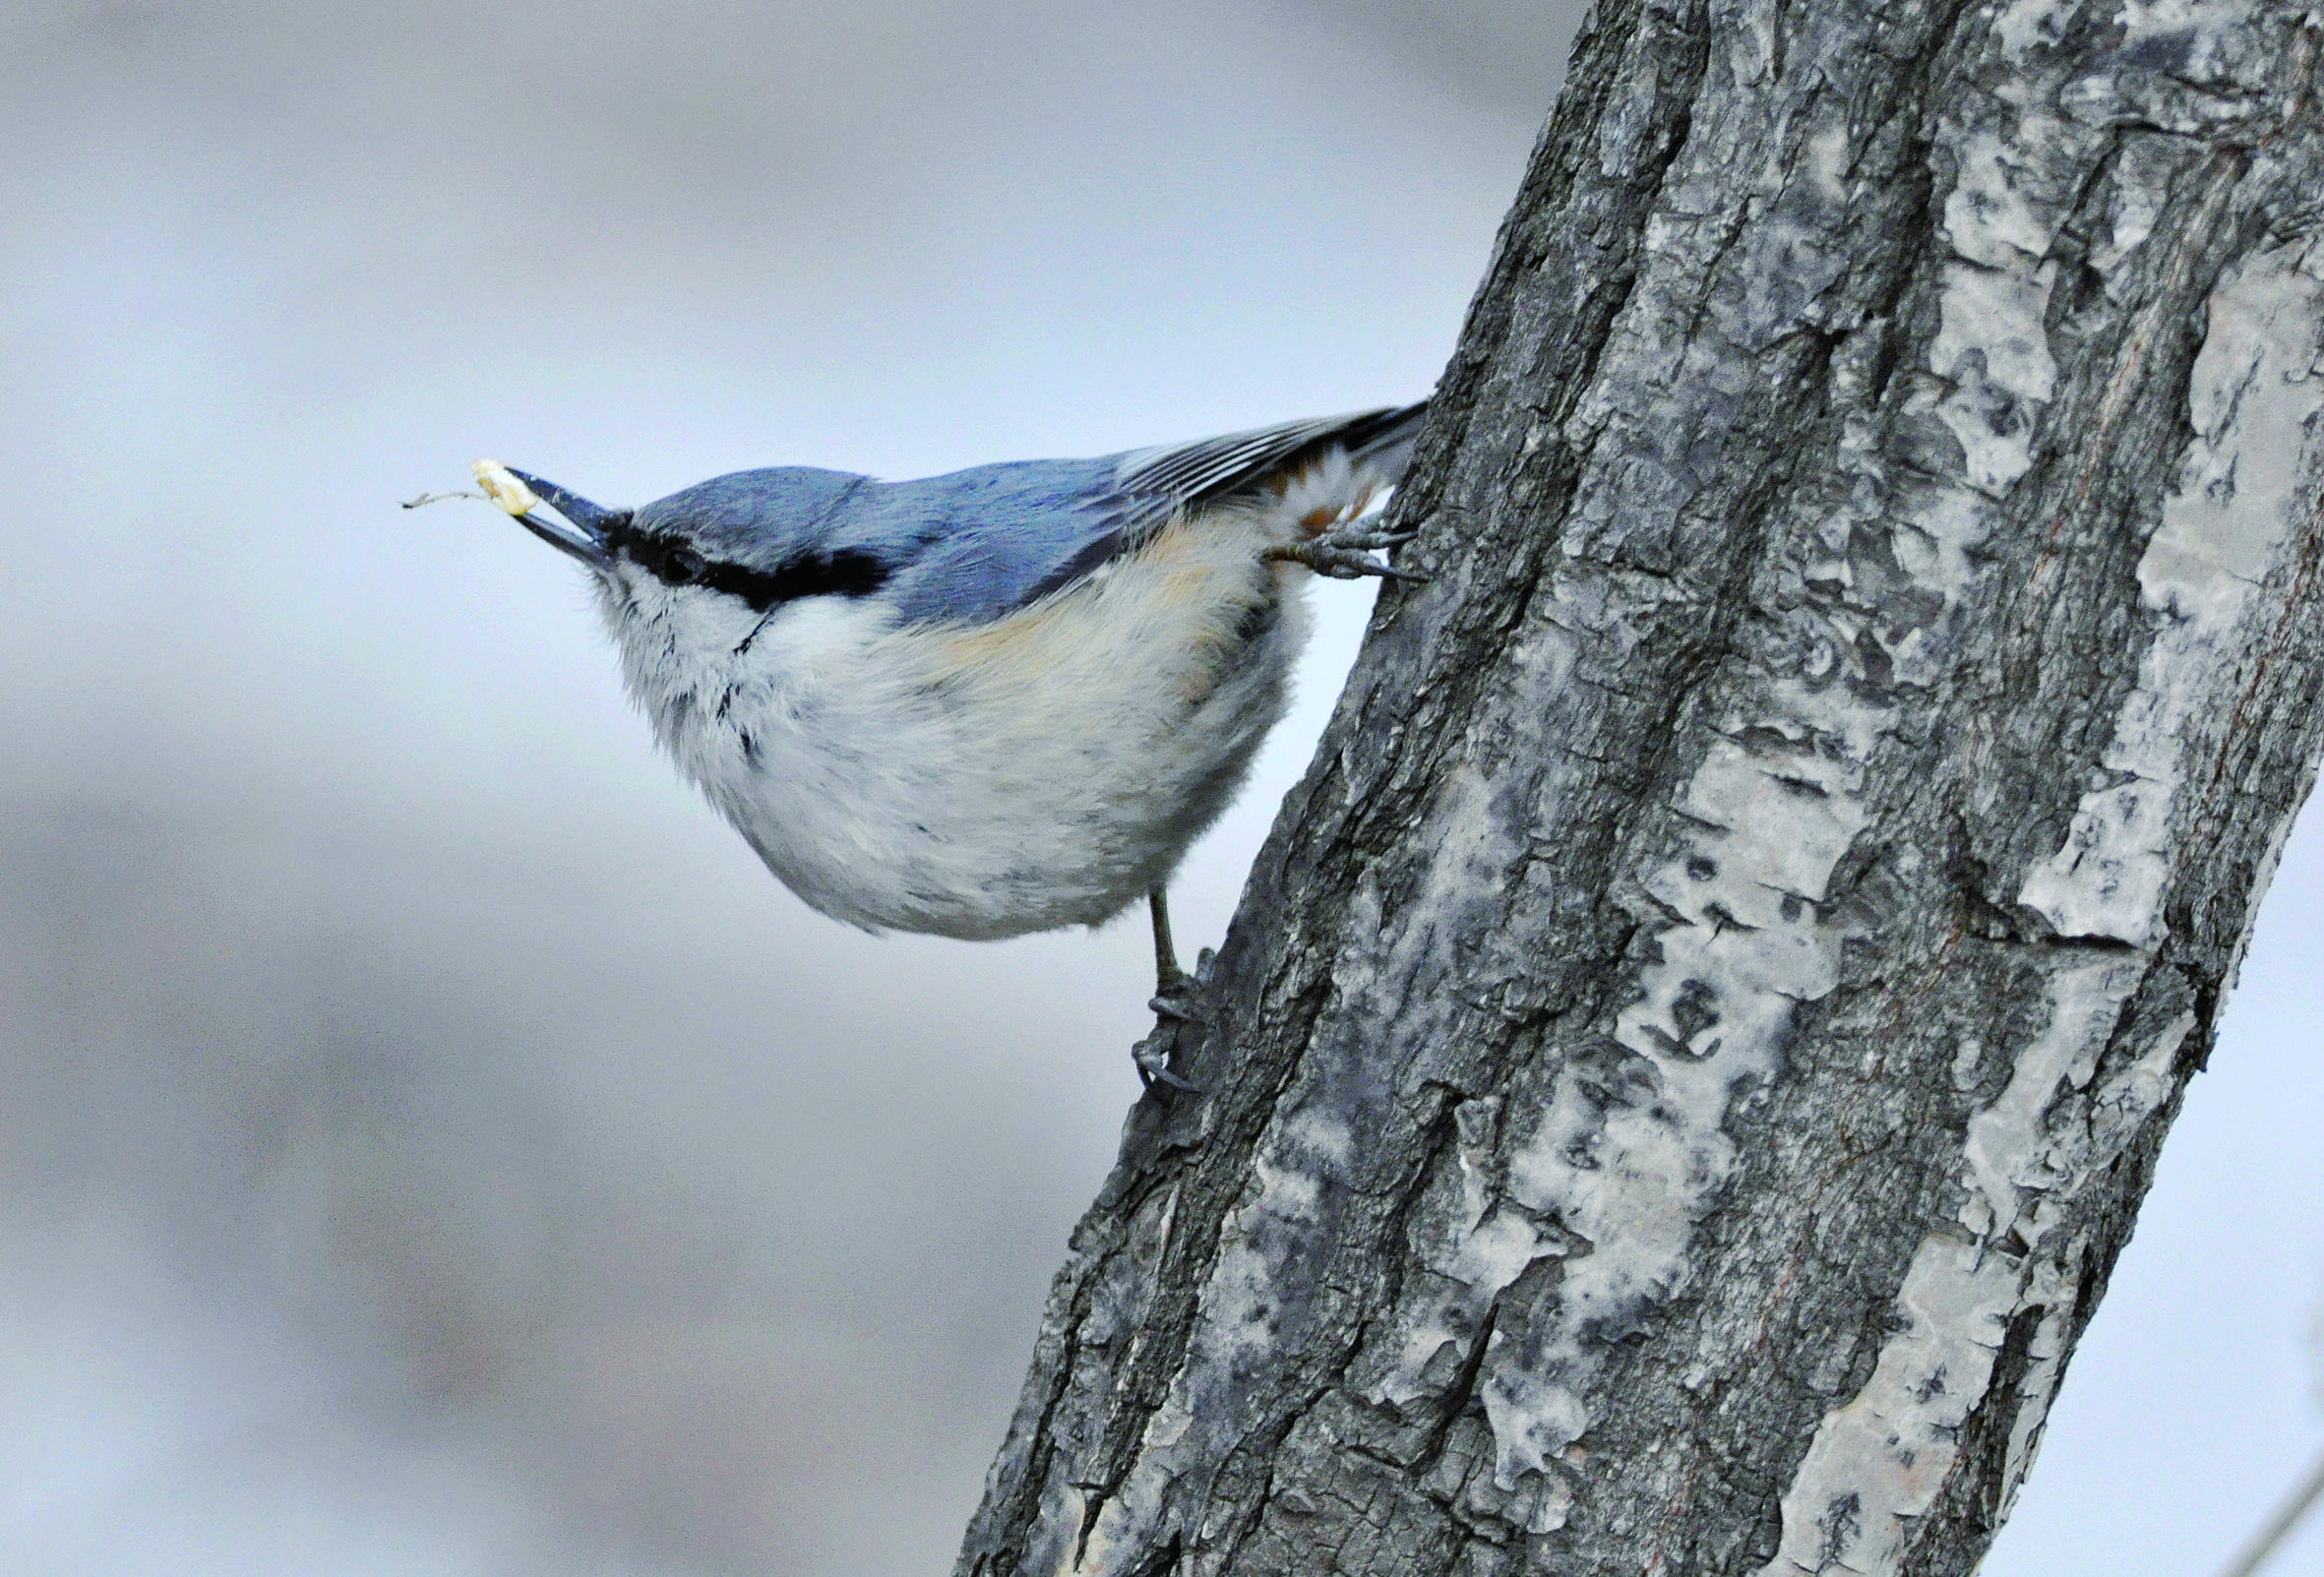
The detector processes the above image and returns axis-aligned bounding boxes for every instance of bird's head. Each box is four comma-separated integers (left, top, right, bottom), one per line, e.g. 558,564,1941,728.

473,458,893,648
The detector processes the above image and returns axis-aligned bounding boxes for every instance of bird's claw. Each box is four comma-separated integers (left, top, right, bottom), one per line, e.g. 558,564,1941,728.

1134,946,1214,1095
1147,945,1216,1023
1132,1033,1201,1093
1267,525,1428,581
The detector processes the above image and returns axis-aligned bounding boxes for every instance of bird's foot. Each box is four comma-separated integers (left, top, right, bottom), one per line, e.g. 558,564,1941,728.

1134,946,1214,1094
1148,945,1216,1024
1266,523,1427,581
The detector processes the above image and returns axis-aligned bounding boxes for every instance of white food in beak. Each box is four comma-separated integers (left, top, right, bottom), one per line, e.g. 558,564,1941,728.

470,457,542,517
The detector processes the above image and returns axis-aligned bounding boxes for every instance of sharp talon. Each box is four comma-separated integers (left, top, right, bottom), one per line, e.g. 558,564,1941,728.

1149,993,1199,1023
1132,1027,1202,1095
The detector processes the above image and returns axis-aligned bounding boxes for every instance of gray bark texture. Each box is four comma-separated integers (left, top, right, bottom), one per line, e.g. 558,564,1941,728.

956,0,2324,1572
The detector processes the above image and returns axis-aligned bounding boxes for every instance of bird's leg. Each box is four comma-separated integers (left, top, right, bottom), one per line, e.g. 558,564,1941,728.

1148,887,1193,1009
1133,887,1209,1093
1264,517,1427,581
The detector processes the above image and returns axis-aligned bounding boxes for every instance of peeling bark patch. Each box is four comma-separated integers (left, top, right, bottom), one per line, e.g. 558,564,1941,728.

1931,120,2073,494
1754,958,2160,1575
1376,696,1885,1513
1065,1108,1358,1575
1759,240,2324,1576
2020,245,2324,945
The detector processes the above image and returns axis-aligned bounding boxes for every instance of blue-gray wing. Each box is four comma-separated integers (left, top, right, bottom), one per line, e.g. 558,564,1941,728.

869,401,1429,627
869,455,1134,627
1005,401,1429,615
1109,402,1429,521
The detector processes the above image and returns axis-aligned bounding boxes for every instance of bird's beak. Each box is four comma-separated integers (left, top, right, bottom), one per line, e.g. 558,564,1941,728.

471,458,623,570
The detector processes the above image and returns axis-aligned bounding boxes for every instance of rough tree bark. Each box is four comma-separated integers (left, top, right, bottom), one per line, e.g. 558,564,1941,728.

958,0,2324,1572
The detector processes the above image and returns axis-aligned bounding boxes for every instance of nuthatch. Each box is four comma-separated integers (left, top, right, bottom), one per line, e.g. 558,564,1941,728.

464,403,1428,1086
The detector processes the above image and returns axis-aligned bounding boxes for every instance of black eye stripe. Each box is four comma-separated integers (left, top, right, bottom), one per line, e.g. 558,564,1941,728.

609,525,889,612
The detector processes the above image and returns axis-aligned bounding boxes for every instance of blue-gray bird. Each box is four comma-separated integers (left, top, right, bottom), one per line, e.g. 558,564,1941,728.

467,402,1428,1084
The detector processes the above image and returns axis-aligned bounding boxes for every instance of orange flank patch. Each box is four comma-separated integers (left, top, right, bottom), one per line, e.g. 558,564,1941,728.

1296,480,1378,536
929,592,1073,672
1129,516,1227,610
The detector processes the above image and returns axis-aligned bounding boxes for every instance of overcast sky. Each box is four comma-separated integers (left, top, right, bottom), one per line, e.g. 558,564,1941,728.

1,3,2319,1574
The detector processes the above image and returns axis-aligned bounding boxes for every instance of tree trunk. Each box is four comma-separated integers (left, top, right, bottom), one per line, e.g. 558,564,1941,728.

956,0,2324,1572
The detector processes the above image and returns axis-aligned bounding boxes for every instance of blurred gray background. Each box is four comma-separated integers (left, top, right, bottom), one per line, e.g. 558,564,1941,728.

1,3,2318,1573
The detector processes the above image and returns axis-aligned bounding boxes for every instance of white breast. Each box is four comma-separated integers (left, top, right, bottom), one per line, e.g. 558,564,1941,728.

599,497,1329,940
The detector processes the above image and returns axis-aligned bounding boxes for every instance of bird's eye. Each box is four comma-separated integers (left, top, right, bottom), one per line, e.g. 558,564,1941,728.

668,548,705,583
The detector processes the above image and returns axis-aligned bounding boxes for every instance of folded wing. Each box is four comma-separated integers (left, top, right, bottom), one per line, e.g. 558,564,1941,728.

873,402,1429,627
